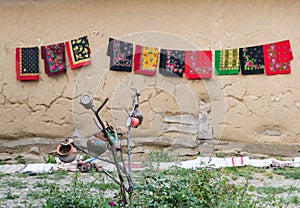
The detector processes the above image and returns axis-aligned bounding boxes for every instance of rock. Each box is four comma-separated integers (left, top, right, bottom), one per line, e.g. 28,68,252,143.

198,101,212,139
131,147,145,154
30,146,40,155
0,153,13,162
163,123,197,135
163,115,196,125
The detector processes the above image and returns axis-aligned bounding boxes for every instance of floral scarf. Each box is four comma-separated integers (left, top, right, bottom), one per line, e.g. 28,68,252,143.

41,43,66,76
215,49,240,75
159,49,185,77
65,36,91,69
239,45,264,75
263,40,293,75
133,45,158,76
16,47,39,81
185,50,212,79
107,38,133,72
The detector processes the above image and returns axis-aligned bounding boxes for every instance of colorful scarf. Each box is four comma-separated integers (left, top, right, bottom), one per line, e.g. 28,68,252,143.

16,47,39,81
107,38,133,72
184,50,212,79
65,36,91,69
239,45,264,75
133,45,158,76
263,40,293,75
159,49,185,77
215,49,240,75
41,43,66,76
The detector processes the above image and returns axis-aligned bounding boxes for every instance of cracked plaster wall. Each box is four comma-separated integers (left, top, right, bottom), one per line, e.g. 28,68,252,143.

0,0,300,146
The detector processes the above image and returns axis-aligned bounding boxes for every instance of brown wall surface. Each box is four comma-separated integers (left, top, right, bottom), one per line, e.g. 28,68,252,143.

0,0,300,147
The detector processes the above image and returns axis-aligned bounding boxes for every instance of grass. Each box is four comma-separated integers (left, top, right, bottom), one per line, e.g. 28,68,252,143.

289,195,300,205
4,180,27,189
256,185,300,195
34,170,68,180
272,167,300,179
220,165,267,180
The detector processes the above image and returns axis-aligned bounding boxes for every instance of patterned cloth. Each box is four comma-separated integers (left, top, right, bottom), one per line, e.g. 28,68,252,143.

215,49,240,75
184,50,212,79
16,47,39,81
239,45,265,75
107,38,133,72
133,45,158,76
41,43,66,76
263,40,293,75
159,49,185,77
65,36,91,69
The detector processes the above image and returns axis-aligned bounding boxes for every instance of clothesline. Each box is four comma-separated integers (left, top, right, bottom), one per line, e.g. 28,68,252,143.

16,35,293,81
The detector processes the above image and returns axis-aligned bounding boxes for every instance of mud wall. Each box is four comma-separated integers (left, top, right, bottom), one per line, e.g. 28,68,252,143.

0,0,300,150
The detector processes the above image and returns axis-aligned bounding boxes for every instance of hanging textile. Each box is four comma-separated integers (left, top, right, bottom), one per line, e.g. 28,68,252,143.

16,47,39,81
215,49,240,75
239,45,264,75
133,45,158,76
159,49,185,77
184,50,212,79
65,36,91,69
107,38,133,72
263,40,293,75
41,43,66,76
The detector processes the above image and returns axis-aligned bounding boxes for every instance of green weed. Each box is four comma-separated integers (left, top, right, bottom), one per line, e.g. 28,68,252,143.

272,167,300,179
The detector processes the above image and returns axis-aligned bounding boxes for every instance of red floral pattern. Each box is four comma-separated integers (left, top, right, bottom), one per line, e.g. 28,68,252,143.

263,40,293,75
184,50,212,79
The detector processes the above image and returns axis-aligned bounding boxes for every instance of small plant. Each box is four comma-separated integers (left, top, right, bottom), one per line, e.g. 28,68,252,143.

82,154,91,161
5,180,27,189
215,152,226,158
131,166,265,208
4,189,19,200
0,173,5,179
41,172,114,208
43,154,57,164
15,155,26,164
289,195,299,205
27,190,43,199
143,150,174,170
0,159,4,165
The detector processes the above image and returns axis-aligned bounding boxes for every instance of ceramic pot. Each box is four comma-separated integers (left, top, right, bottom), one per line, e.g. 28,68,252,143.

87,133,108,156
56,139,78,163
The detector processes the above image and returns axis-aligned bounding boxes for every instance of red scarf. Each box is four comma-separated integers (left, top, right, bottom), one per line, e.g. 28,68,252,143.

263,40,293,75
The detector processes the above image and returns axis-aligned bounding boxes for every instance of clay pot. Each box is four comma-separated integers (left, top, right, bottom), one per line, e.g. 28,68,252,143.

56,139,78,163
87,133,108,156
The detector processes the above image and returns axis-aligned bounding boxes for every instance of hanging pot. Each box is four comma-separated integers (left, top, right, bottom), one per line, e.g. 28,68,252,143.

107,129,121,150
56,138,78,163
131,105,143,126
87,132,108,156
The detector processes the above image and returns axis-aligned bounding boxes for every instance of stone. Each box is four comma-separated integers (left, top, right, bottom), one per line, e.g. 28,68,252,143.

198,101,212,139
30,146,40,155
163,123,197,135
163,114,196,125
259,130,281,136
131,147,145,154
